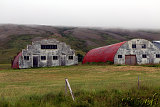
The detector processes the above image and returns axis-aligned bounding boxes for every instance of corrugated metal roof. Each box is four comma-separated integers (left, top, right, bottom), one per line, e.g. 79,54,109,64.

11,52,22,69
152,41,160,49
153,41,160,43
82,41,127,64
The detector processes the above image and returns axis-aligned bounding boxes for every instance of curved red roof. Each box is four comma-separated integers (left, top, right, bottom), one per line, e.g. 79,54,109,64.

11,52,22,69
82,41,127,64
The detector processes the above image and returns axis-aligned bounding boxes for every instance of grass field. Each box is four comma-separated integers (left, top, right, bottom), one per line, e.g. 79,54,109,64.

0,64,160,106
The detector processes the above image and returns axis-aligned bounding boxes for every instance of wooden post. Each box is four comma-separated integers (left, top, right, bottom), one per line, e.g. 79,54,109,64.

138,76,139,89
65,78,75,101
65,78,67,95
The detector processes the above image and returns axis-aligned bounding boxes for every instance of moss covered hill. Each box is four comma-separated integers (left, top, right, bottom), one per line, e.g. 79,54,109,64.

0,24,160,64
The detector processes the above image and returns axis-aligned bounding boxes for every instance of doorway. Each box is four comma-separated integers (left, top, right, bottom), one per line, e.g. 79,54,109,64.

125,55,137,65
60,55,66,66
33,56,38,67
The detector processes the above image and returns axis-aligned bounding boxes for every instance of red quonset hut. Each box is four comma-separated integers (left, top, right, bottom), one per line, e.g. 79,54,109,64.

11,52,22,69
82,41,127,64
83,39,160,65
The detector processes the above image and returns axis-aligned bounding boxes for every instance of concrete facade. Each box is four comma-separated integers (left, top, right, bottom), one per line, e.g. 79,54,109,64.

19,39,78,68
114,39,160,65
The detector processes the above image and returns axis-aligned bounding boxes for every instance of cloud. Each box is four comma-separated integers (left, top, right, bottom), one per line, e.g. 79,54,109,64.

0,0,160,29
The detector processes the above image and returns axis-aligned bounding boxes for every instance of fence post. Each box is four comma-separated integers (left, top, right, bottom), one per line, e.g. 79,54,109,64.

65,78,75,101
138,76,140,89
65,78,67,95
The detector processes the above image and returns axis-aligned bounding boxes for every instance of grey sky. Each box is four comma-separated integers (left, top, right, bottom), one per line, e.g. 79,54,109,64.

0,0,160,29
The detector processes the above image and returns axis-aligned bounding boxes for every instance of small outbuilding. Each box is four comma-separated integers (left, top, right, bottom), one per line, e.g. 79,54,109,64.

83,39,160,65
12,39,78,68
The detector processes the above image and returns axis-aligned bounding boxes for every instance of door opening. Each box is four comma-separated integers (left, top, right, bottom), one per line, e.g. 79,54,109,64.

125,55,137,65
61,55,66,66
33,56,38,67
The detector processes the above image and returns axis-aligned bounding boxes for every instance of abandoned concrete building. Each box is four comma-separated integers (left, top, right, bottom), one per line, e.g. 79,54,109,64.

12,39,78,68
83,39,160,65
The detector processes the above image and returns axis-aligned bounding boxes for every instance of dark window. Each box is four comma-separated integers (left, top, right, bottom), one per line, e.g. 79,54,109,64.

41,56,46,60
156,54,160,58
118,55,122,58
41,45,45,49
142,54,147,58
53,56,58,60
24,56,29,60
41,45,57,49
132,44,136,48
68,56,73,60
142,44,146,48
46,45,50,49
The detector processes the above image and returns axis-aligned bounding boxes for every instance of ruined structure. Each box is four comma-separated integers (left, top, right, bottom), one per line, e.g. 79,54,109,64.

12,39,78,68
83,39,160,65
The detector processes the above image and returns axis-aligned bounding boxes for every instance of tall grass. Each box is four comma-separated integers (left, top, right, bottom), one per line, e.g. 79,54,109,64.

0,85,159,107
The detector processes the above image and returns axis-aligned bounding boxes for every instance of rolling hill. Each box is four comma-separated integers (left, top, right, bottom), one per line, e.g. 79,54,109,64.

0,24,160,64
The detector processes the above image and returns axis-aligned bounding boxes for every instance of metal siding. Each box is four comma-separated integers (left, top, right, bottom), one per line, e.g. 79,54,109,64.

125,55,137,65
125,55,131,65
131,55,136,65
82,41,127,64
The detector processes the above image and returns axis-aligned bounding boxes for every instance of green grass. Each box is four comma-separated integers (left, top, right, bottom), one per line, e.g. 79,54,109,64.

1,86,160,107
0,64,160,106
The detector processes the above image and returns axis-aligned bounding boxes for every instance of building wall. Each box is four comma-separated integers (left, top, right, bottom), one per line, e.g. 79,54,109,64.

19,39,78,68
114,39,160,64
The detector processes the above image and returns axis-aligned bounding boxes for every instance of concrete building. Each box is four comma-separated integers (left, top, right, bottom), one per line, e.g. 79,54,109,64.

12,39,78,68
83,39,160,65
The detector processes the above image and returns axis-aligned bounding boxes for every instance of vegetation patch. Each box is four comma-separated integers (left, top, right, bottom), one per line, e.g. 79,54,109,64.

0,86,160,107
0,34,50,64
141,64,160,67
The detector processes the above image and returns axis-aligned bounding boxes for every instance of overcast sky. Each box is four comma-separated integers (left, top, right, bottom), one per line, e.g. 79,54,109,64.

0,0,160,29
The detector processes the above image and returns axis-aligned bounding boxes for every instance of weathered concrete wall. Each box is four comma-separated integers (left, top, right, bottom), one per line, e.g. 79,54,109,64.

114,39,160,64
19,39,78,68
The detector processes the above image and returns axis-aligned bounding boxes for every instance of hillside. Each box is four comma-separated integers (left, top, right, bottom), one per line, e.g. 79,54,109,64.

0,24,160,64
